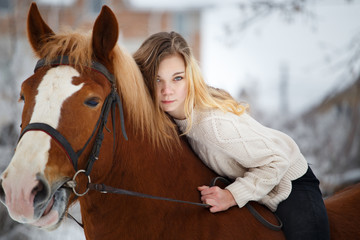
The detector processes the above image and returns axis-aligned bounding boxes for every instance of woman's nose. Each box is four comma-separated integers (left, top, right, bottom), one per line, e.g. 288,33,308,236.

161,82,173,95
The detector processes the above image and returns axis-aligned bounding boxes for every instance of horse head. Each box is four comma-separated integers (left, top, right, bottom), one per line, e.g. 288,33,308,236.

0,3,121,229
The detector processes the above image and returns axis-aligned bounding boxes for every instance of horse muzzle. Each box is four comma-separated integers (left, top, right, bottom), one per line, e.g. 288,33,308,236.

0,173,71,230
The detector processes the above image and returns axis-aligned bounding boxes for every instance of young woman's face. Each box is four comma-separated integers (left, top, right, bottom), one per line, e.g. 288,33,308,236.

156,53,188,119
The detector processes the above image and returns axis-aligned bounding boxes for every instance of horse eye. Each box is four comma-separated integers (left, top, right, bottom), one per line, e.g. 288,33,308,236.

84,98,100,107
19,94,25,102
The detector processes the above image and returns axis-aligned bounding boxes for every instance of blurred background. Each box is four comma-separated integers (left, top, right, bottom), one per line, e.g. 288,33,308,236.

0,0,359,239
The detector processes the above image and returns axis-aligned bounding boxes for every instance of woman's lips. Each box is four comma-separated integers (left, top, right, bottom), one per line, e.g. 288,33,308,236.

161,100,175,104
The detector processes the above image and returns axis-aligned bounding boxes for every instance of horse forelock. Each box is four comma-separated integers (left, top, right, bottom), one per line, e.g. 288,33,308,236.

37,30,93,71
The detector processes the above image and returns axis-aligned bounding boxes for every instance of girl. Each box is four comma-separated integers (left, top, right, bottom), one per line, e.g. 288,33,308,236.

133,31,330,240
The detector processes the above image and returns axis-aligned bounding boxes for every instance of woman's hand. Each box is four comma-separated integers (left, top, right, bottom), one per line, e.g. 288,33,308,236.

198,185,237,213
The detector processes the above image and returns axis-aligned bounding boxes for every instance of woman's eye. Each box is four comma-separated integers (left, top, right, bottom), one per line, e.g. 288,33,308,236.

174,76,183,81
84,98,99,107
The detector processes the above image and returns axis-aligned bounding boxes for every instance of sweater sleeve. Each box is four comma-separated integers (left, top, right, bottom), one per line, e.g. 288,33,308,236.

201,112,292,208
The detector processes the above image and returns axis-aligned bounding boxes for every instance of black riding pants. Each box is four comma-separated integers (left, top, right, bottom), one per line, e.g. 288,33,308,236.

275,166,330,240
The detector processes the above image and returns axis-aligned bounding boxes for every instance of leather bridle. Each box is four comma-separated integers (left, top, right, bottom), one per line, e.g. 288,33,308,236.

18,56,128,195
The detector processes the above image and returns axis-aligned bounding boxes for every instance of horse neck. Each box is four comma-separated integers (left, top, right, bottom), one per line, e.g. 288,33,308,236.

77,114,157,239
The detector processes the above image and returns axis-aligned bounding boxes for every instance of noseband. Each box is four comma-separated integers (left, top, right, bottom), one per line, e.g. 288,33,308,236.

18,56,128,179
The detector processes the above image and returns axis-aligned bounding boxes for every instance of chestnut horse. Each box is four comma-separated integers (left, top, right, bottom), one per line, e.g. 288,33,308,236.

0,3,359,239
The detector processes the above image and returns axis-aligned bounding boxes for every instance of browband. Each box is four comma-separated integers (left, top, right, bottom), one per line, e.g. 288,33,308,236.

34,56,115,84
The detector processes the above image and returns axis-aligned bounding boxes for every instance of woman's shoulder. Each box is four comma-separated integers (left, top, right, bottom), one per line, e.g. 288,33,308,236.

193,108,252,138
175,108,253,138
194,107,250,124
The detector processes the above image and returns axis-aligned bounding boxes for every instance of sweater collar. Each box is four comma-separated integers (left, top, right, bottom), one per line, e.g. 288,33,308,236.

174,108,206,133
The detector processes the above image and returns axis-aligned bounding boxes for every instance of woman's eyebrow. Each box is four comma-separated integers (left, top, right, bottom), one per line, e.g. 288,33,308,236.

172,71,185,76
157,71,185,78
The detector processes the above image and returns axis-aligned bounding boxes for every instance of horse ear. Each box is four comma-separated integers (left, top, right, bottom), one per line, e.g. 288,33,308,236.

27,2,54,55
92,5,119,66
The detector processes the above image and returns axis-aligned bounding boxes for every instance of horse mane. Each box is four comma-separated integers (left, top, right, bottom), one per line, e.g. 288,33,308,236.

36,30,178,150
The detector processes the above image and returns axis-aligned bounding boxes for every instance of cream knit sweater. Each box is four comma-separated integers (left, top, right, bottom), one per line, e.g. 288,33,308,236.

175,108,308,211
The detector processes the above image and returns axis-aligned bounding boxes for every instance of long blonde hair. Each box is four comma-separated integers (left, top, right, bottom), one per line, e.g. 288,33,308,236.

133,31,247,135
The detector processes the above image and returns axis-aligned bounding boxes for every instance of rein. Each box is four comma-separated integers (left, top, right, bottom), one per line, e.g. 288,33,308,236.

67,175,282,231
88,182,209,207
22,56,282,232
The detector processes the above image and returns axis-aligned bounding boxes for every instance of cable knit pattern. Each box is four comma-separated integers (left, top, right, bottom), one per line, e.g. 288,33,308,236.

175,108,308,211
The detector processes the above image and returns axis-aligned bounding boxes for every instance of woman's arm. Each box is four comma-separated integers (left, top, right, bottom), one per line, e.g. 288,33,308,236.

195,111,294,211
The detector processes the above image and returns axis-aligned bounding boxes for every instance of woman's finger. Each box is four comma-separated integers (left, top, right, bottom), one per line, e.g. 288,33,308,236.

198,186,220,196
204,198,216,207
197,185,209,192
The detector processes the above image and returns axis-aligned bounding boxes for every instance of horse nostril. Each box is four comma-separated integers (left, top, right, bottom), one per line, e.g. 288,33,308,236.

32,180,44,196
33,176,50,206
